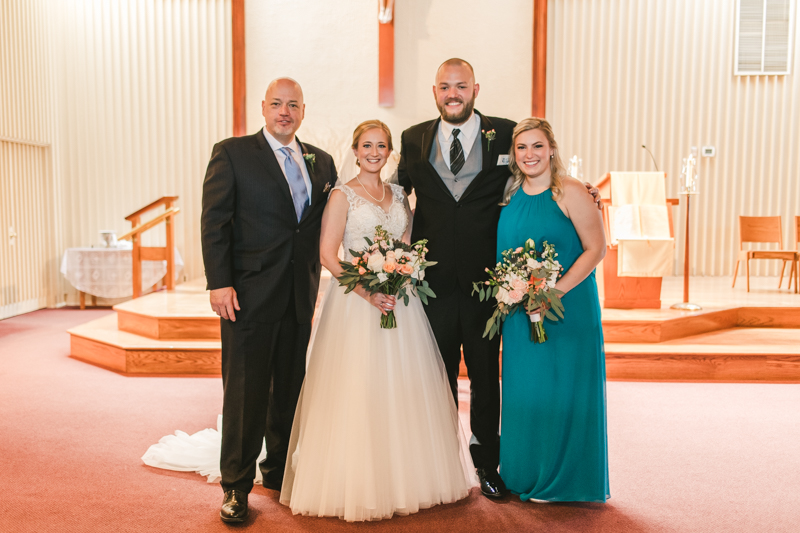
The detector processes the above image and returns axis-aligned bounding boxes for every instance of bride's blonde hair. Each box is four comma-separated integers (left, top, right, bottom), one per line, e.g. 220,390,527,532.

501,117,565,206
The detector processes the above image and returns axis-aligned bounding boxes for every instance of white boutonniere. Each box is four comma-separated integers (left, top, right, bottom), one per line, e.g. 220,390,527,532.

303,153,316,171
482,129,497,151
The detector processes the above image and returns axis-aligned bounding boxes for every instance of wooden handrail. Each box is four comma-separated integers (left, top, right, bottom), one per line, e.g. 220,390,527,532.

125,196,179,222
119,207,180,241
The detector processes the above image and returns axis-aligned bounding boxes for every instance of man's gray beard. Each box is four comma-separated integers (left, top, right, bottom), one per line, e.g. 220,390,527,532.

437,98,475,125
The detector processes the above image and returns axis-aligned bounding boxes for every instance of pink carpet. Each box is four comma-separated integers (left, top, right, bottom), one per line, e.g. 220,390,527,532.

1,309,799,532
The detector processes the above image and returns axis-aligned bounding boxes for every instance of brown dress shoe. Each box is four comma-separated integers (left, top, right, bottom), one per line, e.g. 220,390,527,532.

220,489,248,523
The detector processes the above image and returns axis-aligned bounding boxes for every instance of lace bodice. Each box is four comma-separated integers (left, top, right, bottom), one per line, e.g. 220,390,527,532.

334,183,408,260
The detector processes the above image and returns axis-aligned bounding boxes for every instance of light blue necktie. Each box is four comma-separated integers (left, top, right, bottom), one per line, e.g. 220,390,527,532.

280,147,309,221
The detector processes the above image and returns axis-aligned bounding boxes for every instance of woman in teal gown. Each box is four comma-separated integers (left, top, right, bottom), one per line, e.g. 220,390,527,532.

497,118,609,502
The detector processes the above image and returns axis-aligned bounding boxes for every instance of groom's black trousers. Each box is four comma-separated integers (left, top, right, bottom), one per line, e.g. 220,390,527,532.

424,288,501,471
219,296,310,494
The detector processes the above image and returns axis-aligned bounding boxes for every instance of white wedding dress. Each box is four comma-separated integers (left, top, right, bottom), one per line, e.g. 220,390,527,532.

279,183,474,521
142,182,475,521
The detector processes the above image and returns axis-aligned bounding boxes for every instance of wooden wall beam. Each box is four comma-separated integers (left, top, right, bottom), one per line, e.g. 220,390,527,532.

532,0,547,118
378,14,395,107
232,0,246,136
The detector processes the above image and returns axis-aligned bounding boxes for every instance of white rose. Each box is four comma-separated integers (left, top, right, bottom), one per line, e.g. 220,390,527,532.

496,287,511,305
377,272,388,283
367,252,385,272
394,248,405,260
526,258,541,269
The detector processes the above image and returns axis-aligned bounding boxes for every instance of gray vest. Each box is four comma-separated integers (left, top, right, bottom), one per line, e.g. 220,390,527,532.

429,129,483,201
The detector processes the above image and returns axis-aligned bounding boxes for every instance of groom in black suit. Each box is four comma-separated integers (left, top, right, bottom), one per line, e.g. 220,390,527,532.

201,78,337,523
398,59,514,500
398,59,601,500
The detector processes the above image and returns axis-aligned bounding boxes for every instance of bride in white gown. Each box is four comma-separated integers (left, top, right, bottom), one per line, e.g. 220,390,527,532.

278,120,474,521
143,120,475,521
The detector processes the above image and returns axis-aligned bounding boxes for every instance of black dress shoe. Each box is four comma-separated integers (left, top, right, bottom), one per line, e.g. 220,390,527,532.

220,490,248,523
476,468,507,499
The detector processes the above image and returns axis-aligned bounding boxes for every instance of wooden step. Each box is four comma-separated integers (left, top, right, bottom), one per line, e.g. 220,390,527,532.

69,314,220,375
605,327,800,382
602,307,800,343
113,289,218,340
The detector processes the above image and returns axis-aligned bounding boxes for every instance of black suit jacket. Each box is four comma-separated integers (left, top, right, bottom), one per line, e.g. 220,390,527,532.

201,130,337,324
398,111,516,297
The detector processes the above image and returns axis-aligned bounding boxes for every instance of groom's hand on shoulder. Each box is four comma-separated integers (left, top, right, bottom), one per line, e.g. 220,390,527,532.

210,287,240,321
584,182,603,210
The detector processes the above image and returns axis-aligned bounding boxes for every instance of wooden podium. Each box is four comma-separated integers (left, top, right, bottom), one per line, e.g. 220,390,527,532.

597,173,678,309
118,196,181,298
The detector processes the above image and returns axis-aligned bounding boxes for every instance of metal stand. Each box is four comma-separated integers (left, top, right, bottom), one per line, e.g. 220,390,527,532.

671,155,702,311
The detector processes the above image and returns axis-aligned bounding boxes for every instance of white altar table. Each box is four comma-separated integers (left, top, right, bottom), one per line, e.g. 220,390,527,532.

60,247,184,306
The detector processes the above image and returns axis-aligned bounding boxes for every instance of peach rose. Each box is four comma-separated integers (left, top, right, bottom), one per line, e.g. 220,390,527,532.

358,267,366,275
351,257,360,266
399,263,414,275
508,289,524,303
512,279,528,291
383,261,397,273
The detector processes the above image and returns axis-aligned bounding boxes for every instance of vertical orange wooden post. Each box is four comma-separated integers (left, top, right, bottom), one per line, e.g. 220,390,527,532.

532,0,547,118
165,200,176,291
132,234,142,299
378,4,394,107
232,0,246,136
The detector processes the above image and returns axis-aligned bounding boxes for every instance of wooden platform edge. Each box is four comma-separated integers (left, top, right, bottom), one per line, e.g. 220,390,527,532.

116,309,220,340
69,331,221,376
605,352,800,382
603,306,800,343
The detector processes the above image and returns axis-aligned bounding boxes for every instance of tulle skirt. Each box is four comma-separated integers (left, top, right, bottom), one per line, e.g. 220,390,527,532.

279,279,475,521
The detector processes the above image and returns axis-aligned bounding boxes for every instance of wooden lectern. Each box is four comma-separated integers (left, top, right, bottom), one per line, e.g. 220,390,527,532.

118,196,180,298
597,173,679,308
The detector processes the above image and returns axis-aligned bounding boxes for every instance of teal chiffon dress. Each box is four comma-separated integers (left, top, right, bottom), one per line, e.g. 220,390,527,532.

497,187,609,502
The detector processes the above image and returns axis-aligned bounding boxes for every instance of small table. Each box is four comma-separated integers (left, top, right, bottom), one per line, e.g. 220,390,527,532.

60,247,184,308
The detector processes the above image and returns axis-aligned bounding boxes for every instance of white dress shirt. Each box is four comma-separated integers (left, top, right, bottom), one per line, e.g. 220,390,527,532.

262,127,313,205
437,112,481,168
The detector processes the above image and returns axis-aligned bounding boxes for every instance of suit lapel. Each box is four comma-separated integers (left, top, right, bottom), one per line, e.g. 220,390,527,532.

459,111,496,202
254,130,296,212
297,139,322,224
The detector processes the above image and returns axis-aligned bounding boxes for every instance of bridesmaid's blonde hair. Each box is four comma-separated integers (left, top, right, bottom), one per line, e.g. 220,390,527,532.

501,118,566,206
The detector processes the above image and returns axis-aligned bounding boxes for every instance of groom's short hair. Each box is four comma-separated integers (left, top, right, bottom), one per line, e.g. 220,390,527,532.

436,58,475,79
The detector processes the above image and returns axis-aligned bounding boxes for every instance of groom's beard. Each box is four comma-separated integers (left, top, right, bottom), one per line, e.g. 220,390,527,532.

437,96,475,125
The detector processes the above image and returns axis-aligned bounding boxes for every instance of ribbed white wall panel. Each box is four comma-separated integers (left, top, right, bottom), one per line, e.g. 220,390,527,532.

51,0,232,295
0,141,54,319
547,0,800,276
1,0,59,318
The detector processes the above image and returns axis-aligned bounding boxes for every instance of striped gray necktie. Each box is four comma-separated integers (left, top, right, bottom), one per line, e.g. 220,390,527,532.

280,147,309,221
450,128,465,176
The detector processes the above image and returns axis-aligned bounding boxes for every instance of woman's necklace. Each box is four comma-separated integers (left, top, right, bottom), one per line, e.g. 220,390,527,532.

355,174,386,203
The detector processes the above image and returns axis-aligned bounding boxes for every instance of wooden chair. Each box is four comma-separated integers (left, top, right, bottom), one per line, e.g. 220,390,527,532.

732,216,798,293
118,196,180,298
779,216,800,292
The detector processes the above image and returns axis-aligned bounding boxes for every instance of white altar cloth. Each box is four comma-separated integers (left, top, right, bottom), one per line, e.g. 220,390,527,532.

60,247,184,298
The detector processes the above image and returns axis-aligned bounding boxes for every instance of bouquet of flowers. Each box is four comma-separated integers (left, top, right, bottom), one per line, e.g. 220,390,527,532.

337,225,437,329
472,239,565,343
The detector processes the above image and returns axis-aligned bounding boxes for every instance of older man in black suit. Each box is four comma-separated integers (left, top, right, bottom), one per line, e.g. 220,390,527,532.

201,78,337,523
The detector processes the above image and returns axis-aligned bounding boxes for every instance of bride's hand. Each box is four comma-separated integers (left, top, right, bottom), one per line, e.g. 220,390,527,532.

368,293,396,315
